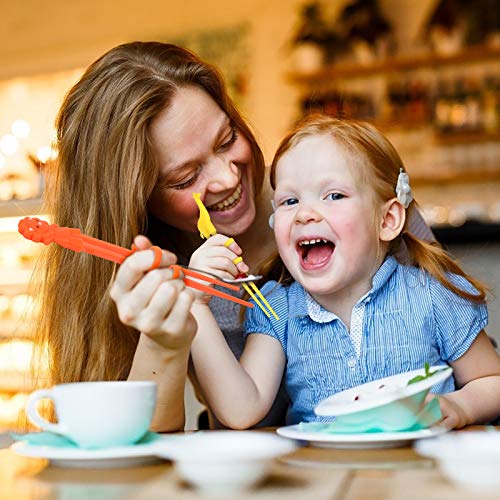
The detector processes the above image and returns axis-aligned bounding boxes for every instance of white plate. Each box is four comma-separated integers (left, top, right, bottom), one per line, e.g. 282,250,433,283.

315,366,452,417
276,424,449,449
10,435,177,468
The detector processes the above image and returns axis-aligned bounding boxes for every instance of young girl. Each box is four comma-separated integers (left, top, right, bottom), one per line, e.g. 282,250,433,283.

189,115,500,430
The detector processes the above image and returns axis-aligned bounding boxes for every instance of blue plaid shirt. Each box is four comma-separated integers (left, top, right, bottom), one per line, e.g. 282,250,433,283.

244,256,488,424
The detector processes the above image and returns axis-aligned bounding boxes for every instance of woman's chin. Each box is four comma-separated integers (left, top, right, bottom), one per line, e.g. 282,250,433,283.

215,209,255,236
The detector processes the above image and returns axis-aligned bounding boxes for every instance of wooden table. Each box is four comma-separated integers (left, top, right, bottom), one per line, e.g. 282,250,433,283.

0,427,498,500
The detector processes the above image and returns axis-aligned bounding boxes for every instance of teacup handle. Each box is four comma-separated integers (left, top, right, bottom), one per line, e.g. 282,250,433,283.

26,389,68,435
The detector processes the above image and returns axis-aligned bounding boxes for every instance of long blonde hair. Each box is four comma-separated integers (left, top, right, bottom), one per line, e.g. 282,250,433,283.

33,42,265,386
263,114,486,302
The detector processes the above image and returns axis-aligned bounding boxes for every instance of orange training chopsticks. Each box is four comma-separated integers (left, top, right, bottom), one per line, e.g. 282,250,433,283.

18,217,253,309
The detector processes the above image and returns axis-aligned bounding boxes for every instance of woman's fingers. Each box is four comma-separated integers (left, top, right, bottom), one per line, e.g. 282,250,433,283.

134,279,186,333
111,246,177,297
116,268,179,323
133,234,153,250
161,289,196,338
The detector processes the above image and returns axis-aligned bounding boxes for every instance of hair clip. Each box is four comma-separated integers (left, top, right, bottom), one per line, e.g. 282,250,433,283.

268,200,275,229
395,168,413,208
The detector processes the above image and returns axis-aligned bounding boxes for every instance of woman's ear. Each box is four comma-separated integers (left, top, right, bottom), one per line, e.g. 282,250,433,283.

379,198,406,242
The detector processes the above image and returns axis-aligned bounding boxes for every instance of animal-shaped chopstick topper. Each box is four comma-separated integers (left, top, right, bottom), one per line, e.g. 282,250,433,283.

18,217,253,309
192,193,279,320
193,192,217,239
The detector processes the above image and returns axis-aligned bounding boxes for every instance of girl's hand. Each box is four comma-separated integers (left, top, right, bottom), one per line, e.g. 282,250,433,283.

188,234,249,304
110,235,197,351
428,393,470,429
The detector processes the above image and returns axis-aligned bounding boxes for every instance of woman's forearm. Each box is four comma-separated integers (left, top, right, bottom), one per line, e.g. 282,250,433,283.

128,333,190,432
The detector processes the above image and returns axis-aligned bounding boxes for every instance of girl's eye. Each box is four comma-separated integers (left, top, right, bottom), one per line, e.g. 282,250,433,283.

282,198,298,206
219,128,238,151
325,192,345,201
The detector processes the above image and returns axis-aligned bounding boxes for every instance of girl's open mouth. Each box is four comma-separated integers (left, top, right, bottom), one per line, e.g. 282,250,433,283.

297,238,335,270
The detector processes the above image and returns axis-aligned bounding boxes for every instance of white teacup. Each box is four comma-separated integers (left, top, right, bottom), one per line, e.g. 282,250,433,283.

26,381,157,449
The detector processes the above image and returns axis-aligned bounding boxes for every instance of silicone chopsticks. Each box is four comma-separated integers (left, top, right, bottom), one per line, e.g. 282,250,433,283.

18,217,253,309
192,193,280,320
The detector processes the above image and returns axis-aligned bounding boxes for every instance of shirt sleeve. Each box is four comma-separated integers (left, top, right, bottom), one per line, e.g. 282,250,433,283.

243,280,288,350
430,273,488,361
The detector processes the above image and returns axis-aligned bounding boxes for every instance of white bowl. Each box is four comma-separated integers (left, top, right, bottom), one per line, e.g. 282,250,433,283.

156,431,297,493
314,366,452,432
415,431,500,490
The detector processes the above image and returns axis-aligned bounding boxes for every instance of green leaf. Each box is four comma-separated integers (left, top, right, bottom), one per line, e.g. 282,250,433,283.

407,364,448,386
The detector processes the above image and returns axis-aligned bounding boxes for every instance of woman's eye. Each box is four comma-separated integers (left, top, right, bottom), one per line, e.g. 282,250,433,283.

172,176,197,190
325,192,345,201
166,166,202,190
219,128,238,151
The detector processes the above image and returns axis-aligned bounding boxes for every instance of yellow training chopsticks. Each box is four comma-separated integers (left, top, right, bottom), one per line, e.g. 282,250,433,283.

193,193,279,320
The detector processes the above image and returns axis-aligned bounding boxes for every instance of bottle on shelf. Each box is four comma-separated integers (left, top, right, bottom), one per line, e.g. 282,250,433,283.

483,75,499,133
434,79,453,133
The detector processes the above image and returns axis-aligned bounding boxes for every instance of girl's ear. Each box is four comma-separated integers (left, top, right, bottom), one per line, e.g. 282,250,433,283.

379,198,406,242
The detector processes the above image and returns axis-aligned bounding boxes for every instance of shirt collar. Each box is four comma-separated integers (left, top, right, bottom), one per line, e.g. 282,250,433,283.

294,256,399,323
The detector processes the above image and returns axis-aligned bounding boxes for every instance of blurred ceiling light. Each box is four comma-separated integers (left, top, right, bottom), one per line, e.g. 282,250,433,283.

36,146,57,163
0,135,19,156
11,120,31,139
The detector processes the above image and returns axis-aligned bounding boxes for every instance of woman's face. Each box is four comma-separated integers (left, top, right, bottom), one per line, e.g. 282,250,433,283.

148,86,256,236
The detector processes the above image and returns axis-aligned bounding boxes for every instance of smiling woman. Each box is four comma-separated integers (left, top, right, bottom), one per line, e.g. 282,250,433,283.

147,86,256,236
31,41,288,432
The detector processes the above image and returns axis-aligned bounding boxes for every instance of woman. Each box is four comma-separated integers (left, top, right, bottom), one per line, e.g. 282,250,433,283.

34,41,432,432
34,41,284,432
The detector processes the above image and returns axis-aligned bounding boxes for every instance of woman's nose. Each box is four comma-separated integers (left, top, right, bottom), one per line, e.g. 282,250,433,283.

295,203,322,225
205,157,239,192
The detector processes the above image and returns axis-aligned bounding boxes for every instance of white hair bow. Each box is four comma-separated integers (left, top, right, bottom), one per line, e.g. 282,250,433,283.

395,169,413,209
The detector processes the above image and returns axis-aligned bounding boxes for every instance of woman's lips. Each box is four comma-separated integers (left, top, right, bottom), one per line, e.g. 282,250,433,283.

206,178,251,224
206,183,242,212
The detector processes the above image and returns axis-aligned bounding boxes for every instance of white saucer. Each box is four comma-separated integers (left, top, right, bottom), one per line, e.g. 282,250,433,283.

276,424,448,449
10,435,176,468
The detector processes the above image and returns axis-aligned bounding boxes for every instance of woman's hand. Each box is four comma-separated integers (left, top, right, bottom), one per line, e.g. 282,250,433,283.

110,235,197,351
188,234,249,304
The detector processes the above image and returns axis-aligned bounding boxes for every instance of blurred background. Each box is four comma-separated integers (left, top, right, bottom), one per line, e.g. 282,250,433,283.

0,0,499,431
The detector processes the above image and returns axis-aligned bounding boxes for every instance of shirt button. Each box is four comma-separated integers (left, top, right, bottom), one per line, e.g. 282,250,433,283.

347,358,356,368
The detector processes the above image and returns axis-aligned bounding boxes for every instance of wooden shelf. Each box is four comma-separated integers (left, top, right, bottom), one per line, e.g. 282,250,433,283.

0,268,33,288
0,198,42,218
412,168,500,186
289,45,500,84
0,319,33,339
434,131,500,145
0,372,33,392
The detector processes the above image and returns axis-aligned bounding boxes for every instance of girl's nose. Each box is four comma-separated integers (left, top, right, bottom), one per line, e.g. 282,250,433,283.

205,157,239,192
295,203,322,225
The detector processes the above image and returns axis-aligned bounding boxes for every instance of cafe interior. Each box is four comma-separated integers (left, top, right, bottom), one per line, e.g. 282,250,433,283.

0,0,500,498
